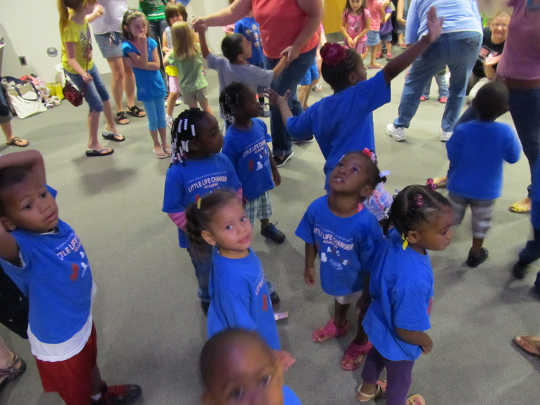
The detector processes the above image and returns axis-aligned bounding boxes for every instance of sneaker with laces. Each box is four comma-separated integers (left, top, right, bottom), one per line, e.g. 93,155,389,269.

386,123,406,142
440,130,452,142
93,384,142,405
261,223,286,244
274,151,294,168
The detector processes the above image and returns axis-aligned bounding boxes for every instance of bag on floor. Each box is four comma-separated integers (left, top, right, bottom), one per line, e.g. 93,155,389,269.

0,266,28,339
1,76,47,119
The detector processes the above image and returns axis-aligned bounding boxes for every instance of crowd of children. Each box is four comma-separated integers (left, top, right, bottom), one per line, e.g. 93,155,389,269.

0,1,538,405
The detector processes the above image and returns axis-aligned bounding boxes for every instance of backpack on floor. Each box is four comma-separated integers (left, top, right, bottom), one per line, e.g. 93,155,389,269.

0,265,28,339
1,75,47,119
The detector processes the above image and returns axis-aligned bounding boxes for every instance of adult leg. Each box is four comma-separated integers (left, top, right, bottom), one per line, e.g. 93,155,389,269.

105,57,128,124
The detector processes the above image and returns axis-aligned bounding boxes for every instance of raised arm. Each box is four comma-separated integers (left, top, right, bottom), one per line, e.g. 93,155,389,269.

192,0,252,30
196,27,210,59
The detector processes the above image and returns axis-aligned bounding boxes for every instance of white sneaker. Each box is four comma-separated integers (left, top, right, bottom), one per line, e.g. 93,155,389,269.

386,123,406,142
440,130,452,142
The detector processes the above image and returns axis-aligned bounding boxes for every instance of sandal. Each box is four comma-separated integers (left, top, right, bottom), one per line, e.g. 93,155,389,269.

0,353,26,392
115,111,129,125
6,136,29,148
153,147,169,159
127,105,145,118
86,148,114,157
509,197,531,213
312,318,349,343
102,131,126,142
341,341,372,371
513,336,540,357
356,380,387,402
407,394,426,405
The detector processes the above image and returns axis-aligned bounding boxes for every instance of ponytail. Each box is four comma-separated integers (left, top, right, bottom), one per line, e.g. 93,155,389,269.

57,0,85,33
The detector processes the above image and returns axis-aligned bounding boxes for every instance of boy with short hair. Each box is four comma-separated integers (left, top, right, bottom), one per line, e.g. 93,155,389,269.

0,150,141,405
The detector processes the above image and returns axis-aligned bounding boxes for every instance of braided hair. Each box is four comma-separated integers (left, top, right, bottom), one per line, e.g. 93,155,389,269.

219,82,250,125
388,185,451,236
170,108,207,165
320,42,363,92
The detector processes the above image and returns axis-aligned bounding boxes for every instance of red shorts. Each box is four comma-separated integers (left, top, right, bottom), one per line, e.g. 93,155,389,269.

35,324,97,405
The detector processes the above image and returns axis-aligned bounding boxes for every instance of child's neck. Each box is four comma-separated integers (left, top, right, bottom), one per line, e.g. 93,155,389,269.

328,192,361,217
408,242,427,255
233,56,248,65
233,117,253,130
218,247,250,259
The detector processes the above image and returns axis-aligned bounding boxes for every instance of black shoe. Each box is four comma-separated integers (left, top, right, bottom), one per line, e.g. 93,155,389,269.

512,261,528,279
93,384,142,405
200,301,210,316
466,248,488,268
261,223,285,244
274,151,294,168
270,291,280,306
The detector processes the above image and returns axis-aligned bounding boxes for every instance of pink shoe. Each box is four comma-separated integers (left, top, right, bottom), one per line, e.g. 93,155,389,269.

439,96,448,104
420,95,428,102
312,318,350,343
341,341,373,371
385,52,392,59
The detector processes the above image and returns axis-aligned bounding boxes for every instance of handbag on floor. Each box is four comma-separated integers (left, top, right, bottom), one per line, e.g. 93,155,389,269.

1,76,47,119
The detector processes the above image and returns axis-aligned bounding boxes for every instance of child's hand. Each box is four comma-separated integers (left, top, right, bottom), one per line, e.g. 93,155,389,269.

280,44,301,63
304,266,315,286
94,4,104,17
425,6,443,44
271,166,281,187
82,72,93,83
265,88,289,107
274,350,296,371
192,18,208,33
420,335,433,354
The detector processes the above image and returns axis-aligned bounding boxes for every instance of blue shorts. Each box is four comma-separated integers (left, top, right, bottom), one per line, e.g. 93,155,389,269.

299,60,319,86
64,65,109,112
380,32,393,43
367,30,381,47
94,32,124,59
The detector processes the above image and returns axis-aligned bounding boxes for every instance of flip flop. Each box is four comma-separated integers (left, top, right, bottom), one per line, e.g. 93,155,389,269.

341,341,372,371
153,148,169,159
127,105,145,118
115,111,129,125
6,136,29,147
86,148,114,157
0,354,26,392
509,198,531,213
102,131,126,142
513,336,540,357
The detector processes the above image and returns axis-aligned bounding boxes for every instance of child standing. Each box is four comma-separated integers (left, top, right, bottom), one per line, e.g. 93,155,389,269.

296,151,385,371
162,3,187,125
162,108,241,313
0,150,141,405
166,22,211,115
185,191,295,366
233,12,264,68
220,83,285,244
200,329,301,405
341,0,371,58
59,0,125,158
447,81,521,267
357,185,454,404
420,68,449,103
379,1,395,59
122,10,169,159
366,0,387,69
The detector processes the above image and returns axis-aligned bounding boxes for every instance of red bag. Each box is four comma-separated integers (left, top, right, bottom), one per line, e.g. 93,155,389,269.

63,80,83,106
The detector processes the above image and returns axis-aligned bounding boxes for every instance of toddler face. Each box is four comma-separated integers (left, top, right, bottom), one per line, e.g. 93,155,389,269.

414,207,455,251
329,154,372,198
349,0,364,12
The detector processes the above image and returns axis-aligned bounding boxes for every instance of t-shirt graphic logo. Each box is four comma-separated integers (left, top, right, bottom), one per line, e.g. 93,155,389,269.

262,293,268,311
70,263,79,281
321,252,328,263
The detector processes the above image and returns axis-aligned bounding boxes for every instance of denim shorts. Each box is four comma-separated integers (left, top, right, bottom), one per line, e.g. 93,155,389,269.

64,65,109,112
367,30,381,47
94,32,124,59
380,32,393,43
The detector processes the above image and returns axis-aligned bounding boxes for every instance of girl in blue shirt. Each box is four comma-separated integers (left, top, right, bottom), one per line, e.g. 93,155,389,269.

185,190,295,368
296,150,385,371
122,10,169,159
162,108,241,314
357,185,454,405
200,328,301,405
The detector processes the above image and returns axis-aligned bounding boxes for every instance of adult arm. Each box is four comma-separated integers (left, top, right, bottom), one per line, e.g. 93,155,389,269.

86,3,104,23
272,57,289,77
196,28,210,59
281,0,323,62
396,0,406,25
192,0,253,30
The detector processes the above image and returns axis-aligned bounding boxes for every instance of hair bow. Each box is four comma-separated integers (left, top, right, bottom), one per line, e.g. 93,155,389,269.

320,43,347,67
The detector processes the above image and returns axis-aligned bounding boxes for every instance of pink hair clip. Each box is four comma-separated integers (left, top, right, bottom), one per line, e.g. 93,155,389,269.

361,148,376,163
426,178,436,191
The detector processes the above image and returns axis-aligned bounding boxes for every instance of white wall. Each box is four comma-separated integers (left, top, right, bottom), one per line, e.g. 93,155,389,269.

0,0,228,82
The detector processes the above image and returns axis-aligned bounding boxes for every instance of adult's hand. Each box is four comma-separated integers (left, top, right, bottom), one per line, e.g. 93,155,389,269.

280,44,302,63
192,17,207,33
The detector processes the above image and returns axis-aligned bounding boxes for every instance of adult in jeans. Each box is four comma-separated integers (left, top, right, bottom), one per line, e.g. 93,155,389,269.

89,0,145,125
386,0,482,142
194,0,322,167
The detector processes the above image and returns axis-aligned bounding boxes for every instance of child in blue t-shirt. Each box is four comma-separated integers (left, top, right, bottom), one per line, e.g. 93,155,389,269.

162,108,241,314
185,190,295,367
268,7,443,182
358,185,454,404
446,81,521,267
200,329,301,405
122,10,169,159
220,82,285,244
0,150,141,405
296,150,385,371
233,14,264,68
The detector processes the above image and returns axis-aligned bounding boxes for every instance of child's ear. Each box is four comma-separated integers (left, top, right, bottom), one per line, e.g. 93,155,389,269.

406,229,420,245
359,184,374,199
0,216,16,231
201,230,217,246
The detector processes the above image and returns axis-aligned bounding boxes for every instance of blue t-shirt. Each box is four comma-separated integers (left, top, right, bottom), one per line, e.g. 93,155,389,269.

234,17,264,68
222,119,274,201
162,154,241,247
295,196,383,296
122,37,166,101
0,187,93,344
447,120,521,200
286,70,390,181
207,249,281,350
283,386,302,405
362,229,433,361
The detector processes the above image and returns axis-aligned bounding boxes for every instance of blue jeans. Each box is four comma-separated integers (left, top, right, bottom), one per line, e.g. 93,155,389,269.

187,244,213,303
394,31,482,132
422,69,449,99
265,46,317,157
64,65,109,112
142,97,166,131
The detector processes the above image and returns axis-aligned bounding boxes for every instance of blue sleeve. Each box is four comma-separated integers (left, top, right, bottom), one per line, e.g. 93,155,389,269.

162,166,185,213
46,185,57,199
206,54,226,71
445,125,462,163
234,19,245,35
392,284,431,332
295,206,315,244
148,37,157,53
286,108,315,140
122,41,136,57
503,125,521,164
222,132,240,168
355,217,384,272
405,0,420,44
351,71,391,113
221,154,242,191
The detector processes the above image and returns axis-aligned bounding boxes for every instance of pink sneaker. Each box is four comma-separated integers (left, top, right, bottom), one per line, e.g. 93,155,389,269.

439,96,448,104
420,95,429,102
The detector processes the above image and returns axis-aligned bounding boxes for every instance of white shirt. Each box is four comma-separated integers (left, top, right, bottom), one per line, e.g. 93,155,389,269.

90,0,128,35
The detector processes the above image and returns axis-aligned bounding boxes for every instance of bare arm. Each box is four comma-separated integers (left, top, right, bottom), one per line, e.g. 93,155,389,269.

126,39,160,70
192,0,252,29
65,42,91,81
396,328,433,353
304,242,317,286
272,57,289,77
196,29,210,59
281,0,323,62
396,0,406,24
162,31,170,55
268,145,281,186
85,3,104,23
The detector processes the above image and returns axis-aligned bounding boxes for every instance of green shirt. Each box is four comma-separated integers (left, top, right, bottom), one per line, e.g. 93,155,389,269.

139,0,166,21
168,46,208,94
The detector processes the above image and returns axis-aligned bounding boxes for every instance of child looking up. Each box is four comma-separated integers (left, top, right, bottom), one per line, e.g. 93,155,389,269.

234,11,264,68
341,0,371,58
200,328,301,405
0,150,141,405
59,0,125,158
162,108,241,314
122,10,169,159
296,150,385,371
446,81,521,267
270,6,443,187
185,191,295,367
166,22,211,115
162,3,187,125
220,82,285,244
358,185,454,405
